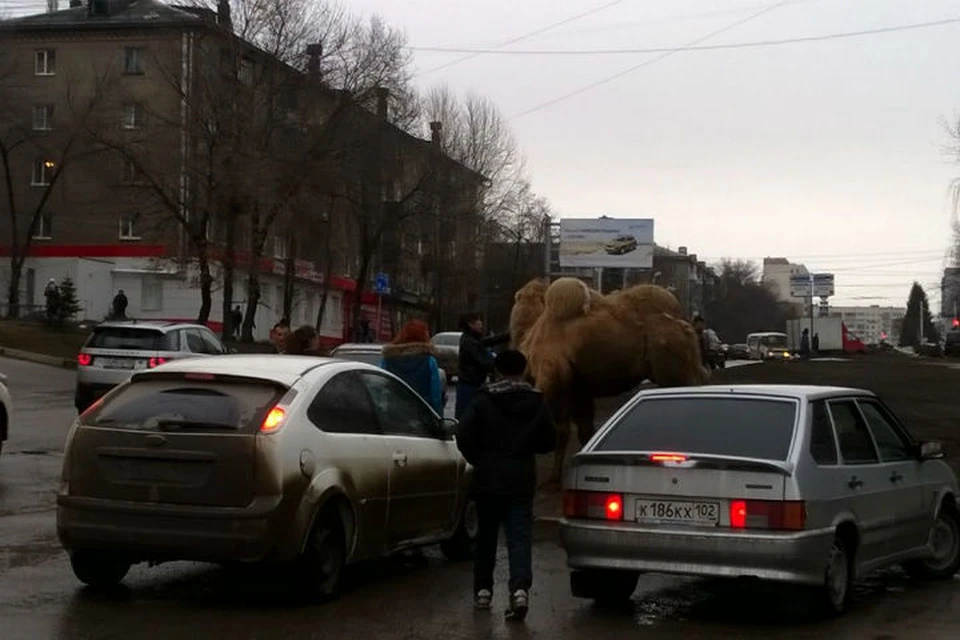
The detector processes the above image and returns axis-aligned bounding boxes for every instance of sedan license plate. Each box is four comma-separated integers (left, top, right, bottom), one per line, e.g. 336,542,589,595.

635,499,720,526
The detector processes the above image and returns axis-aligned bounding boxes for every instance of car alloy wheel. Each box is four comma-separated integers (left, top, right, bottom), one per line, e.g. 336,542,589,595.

906,505,960,579
822,539,850,614
302,514,346,601
440,500,478,561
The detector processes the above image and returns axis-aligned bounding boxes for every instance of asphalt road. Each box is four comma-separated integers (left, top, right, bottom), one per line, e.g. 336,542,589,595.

3,355,960,639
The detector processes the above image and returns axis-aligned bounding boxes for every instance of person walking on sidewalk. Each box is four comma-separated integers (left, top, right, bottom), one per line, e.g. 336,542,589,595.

455,349,557,621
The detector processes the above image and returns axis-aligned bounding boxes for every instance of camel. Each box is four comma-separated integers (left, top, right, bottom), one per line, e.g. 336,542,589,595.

510,277,708,483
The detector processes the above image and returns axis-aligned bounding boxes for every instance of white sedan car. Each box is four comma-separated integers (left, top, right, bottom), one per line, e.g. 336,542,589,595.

0,372,11,457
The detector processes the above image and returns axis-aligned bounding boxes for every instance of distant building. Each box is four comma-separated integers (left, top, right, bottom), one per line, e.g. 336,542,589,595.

828,305,905,344
942,267,960,319
762,257,808,316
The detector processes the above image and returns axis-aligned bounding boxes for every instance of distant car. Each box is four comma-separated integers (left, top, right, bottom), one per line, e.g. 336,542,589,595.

430,332,462,378
561,384,960,615
332,342,448,387
604,235,638,256
944,331,960,357
0,372,10,457
728,343,751,360
57,355,476,595
74,321,229,412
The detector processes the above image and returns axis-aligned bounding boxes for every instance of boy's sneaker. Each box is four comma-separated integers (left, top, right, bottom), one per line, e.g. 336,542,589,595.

474,589,492,610
504,589,529,621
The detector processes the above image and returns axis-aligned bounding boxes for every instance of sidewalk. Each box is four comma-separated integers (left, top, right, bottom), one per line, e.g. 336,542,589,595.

0,346,76,369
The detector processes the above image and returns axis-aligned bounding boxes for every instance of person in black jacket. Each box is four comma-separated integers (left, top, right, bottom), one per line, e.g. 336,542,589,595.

456,349,556,621
455,312,510,419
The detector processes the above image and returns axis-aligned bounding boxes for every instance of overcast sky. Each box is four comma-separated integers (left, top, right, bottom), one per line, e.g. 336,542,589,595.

8,0,960,309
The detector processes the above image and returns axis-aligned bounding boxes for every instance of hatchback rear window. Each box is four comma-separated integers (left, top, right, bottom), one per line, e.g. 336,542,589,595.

86,327,179,351
82,378,284,433
596,396,799,461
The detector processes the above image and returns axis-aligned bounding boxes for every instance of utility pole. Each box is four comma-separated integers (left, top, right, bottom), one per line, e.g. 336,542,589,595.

919,298,925,344
809,273,815,343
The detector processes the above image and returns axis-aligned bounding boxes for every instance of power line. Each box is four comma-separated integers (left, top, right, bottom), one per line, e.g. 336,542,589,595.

705,248,945,260
412,16,960,56
510,0,790,120
413,0,629,78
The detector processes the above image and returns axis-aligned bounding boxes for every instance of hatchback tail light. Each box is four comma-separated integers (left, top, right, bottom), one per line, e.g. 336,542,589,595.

729,500,805,531
77,353,92,366
564,491,624,522
260,406,287,434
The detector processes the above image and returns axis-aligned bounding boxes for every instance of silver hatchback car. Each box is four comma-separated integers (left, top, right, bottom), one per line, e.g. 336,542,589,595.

75,321,228,412
560,385,960,614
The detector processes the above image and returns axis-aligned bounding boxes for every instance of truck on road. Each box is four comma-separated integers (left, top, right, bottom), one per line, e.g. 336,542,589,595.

787,317,866,354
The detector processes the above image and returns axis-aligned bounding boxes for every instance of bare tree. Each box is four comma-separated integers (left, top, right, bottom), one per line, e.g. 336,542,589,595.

0,47,106,318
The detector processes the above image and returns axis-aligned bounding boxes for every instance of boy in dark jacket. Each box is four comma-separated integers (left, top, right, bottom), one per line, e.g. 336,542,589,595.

456,349,556,621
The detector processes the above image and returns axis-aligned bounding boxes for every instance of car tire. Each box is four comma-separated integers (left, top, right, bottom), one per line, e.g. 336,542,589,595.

297,511,346,601
440,499,478,561
69,551,131,588
570,569,639,604
905,503,960,580
815,536,852,616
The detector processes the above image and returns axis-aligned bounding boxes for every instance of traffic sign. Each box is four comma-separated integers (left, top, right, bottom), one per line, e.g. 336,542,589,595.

374,273,390,295
789,272,834,298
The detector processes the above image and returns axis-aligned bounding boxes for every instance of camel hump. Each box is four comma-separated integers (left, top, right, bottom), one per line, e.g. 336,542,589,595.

544,277,592,321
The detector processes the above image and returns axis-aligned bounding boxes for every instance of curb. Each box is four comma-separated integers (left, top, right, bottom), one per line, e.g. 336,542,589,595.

0,346,76,370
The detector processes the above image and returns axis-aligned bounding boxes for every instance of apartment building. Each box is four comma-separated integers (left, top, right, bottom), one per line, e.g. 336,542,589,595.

0,0,483,342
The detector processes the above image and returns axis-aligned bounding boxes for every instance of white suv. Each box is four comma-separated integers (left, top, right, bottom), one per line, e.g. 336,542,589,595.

75,321,227,412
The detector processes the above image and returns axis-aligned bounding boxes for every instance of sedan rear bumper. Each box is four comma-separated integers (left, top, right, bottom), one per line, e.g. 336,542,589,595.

560,519,834,586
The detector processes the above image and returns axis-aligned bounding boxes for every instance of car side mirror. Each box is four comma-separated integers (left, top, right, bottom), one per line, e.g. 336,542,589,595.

440,417,458,439
920,441,944,460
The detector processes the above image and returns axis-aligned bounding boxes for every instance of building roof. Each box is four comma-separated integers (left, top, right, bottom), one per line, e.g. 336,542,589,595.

0,1,204,31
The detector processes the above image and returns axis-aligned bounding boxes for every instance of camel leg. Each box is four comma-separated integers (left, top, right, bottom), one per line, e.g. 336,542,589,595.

548,420,571,486
571,391,596,449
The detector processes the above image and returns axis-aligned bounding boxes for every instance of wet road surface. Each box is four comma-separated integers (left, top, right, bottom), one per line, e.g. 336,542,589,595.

3,356,960,639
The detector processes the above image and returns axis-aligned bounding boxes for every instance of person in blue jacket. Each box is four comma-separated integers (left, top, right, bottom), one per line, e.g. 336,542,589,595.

380,320,445,414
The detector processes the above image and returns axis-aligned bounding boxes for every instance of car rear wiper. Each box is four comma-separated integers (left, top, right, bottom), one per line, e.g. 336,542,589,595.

154,419,238,431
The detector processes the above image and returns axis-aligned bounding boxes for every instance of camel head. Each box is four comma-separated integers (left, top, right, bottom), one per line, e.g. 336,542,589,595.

509,278,548,349
543,277,594,322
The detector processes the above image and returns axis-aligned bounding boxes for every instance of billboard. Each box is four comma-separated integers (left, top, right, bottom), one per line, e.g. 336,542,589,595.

559,218,654,269
789,273,834,298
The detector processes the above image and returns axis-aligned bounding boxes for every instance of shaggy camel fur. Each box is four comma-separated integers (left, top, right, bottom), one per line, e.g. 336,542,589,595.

510,277,707,483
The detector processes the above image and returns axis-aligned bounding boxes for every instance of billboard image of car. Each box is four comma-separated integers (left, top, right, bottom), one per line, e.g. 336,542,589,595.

559,218,654,268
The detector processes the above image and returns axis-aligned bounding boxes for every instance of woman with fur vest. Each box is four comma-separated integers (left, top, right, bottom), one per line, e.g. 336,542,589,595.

381,320,445,414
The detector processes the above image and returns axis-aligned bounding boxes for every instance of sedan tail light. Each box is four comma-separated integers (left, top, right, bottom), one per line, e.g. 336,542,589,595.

148,357,168,368
77,353,92,366
564,491,624,522
729,500,805,531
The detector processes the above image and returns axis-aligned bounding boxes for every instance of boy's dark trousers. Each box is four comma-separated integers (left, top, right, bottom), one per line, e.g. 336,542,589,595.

473,494,534,593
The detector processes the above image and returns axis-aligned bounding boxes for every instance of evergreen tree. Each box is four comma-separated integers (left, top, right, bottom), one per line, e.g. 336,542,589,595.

899,282,939,348
48,276,81,328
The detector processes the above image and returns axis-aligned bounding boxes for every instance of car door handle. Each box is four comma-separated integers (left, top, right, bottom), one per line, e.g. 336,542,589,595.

392,452,408,467
889,471,904,483
848,477,863,489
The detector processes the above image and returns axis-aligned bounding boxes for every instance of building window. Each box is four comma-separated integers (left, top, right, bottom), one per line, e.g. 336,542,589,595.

142,275,163,312
121,157,142,184
274,236,288,259
32,104,54,131
31,159,55,186
121,103,142,129
119,213,140,240
35,49,56,76
33,210,53,239
123,47,145,75
238,57,254,86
